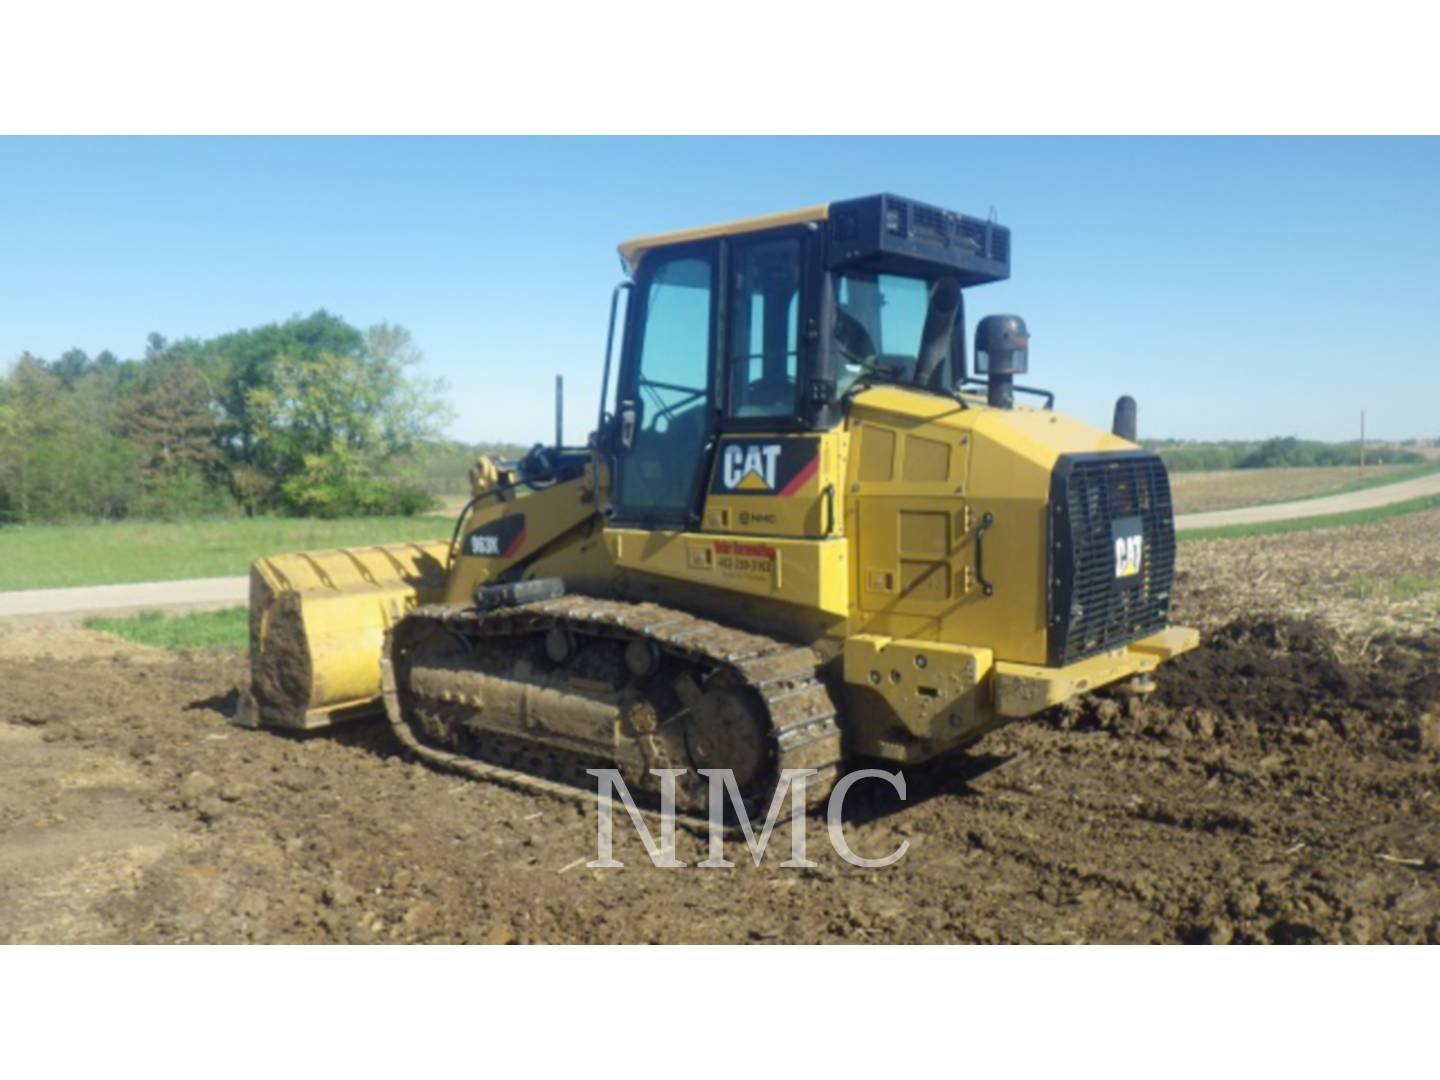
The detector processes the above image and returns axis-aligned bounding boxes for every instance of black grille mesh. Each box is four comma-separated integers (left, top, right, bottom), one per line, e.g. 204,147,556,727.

1048,453,1175,666
989,226,1010,263
958,219,986,252
885,200,909,235
911,204,946,239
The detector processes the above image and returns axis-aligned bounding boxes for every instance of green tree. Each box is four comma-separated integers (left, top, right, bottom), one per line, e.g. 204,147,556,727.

243,322,448,516
115,358,221,486
178,310,367,478
0,355,144,521
1,311,447,523
0,357,72,520
49,348,92,387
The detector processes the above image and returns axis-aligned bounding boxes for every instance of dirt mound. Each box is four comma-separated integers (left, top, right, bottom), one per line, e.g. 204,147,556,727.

0,625,170,664
1058,617,1440,754
1158,617,1440,721
1158,617,1357,718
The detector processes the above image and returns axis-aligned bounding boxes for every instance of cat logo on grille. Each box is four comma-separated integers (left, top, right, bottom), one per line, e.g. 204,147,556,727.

1112,515,1144,580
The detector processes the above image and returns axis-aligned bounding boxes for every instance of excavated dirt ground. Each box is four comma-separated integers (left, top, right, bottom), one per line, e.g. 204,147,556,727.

4,515,1440,944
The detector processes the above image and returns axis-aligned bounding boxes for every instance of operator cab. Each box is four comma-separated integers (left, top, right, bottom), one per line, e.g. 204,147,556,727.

602,193,1012,527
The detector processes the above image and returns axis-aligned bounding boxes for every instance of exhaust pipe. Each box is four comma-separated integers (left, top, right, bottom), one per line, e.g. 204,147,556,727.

1112,395,1137,442
914,277,961,388
555,374,564,448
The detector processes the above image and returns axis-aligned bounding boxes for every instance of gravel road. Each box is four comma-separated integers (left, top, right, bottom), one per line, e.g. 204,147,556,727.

0,577,246,623
1174,469,1440,530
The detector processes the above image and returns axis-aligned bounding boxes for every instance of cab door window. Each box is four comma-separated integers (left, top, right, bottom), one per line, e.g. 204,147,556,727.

615,251,715,520
728,236,801,419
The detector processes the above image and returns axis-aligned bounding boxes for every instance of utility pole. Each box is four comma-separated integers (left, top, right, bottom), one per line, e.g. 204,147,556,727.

1359,409,1366,475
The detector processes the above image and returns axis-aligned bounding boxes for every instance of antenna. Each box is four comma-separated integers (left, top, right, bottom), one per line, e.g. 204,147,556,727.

555,374,564,449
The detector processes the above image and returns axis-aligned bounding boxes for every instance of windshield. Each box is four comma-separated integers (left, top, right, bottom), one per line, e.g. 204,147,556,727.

833,271,958,396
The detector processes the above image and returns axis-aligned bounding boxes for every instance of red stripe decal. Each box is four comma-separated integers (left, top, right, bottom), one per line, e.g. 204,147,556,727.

778,455,818,497
503,528,527,558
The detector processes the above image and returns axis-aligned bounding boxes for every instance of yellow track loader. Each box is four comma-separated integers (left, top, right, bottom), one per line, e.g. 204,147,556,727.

242,193,1198,817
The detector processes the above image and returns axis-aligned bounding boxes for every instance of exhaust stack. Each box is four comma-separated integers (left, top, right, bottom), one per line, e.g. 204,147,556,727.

1112,395,1138,442
555,374,564,448
914,277,961,388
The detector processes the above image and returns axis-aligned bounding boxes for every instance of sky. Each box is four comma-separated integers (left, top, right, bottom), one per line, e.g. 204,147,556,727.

2,136,1437,444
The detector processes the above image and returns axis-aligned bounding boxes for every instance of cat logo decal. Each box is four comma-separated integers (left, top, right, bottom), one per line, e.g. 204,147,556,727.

711,438,818,497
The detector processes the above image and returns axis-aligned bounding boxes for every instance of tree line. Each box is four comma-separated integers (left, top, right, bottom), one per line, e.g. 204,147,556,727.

1150,437,1427,473
0,311,452,524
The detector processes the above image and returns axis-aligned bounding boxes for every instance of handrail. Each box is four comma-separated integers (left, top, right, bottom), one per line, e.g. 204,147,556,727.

959,377,1054,410
974,512,995,597
596,282,632,438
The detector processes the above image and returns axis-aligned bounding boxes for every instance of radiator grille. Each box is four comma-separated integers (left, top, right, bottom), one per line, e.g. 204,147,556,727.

1048,453,1175,667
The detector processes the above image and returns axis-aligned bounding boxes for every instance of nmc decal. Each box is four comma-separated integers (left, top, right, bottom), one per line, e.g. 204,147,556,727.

710,437,818,497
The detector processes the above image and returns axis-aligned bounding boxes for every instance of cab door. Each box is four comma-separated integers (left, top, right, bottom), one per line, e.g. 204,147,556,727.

612,242,718,526
701,227,837,539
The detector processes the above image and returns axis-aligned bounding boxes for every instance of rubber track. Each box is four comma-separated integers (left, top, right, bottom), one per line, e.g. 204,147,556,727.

380,596,845,832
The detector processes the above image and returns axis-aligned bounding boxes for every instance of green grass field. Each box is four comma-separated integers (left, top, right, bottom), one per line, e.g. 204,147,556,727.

85,607,250,650
0,516,449,591
1177,495,1440,541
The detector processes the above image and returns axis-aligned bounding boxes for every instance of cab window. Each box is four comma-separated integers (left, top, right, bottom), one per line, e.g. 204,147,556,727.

615,251,715,519
833,271,938,396
728,236,801,418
